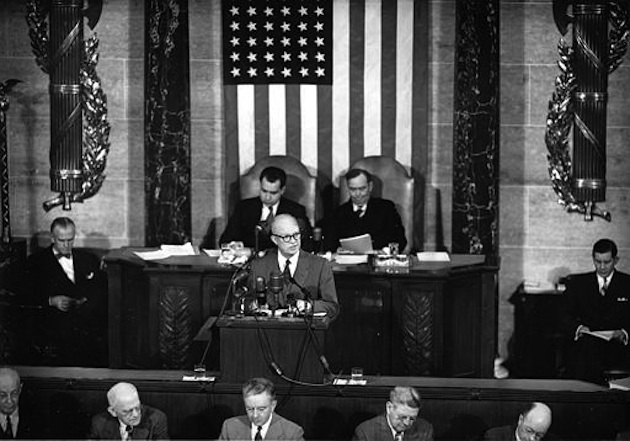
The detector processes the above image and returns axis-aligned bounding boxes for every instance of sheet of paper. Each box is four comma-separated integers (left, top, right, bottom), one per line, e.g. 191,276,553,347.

339,234,373,253
134,250,171,260
416,251,450,262
583,330,614,341
335,254,369,265
160,242,196,256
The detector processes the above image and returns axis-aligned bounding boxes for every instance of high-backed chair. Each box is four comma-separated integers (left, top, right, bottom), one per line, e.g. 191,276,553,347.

240,155,318,225
340,155,414,251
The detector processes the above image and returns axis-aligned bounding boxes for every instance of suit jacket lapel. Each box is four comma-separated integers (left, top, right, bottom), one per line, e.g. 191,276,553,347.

266,414,282,439
293,251,310,287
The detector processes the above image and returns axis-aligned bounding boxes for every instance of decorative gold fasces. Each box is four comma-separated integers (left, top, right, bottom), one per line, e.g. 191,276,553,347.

26,0,110,212
546,0,628,222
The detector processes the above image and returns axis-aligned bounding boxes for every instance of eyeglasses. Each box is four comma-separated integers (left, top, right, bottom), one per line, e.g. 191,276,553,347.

272,232,301,243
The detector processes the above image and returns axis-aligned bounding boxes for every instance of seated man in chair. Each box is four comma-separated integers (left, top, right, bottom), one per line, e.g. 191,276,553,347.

325,168,407,252
219,166,313,252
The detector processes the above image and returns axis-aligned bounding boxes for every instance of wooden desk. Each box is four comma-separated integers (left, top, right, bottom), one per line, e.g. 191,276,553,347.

105,249,498,378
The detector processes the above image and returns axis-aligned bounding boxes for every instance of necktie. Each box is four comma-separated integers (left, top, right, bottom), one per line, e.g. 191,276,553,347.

254,425,263,440
125,425,133,440
601,279,609,296
282,259,291,279
355,206,365,218
4,416,12,439
395,432,403,441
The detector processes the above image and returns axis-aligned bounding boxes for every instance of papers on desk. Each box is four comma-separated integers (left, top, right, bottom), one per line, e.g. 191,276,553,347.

609,376,630,391
334,254,369,265
583,330,615,341
134,242,196,260
416,251,450,262
339,234,373,253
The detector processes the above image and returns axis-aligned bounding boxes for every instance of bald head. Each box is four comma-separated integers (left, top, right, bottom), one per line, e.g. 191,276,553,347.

517,402,552,441
0,367,22,415
270,214,301,258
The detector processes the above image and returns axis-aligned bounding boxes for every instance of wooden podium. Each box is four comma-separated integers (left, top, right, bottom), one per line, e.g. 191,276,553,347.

216,314,330,383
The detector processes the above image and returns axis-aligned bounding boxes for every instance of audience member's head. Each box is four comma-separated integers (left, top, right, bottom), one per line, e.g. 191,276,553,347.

516,402,552,441
386,386,422,434
592,238,619,278
259,166,287,208
242,377,277,428
345,168,373,207
107,382,142,428
270,214,301,258
50,217,76,257
0,367,21,416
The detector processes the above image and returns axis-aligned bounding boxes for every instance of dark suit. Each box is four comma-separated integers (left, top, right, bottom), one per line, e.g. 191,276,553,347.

352,413,433,441
23,245,108,366
563,270,630,384
88,405,169,440
0,410,42,439
483,425,516,441
218,413,304,441
250,249,339,319
219,197,313,251
325,198,407,251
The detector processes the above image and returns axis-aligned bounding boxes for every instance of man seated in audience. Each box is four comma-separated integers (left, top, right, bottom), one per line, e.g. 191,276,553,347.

250,214,339,319
562,238,630,384
352,386,433,441
23,216,108,366
325,168,407,252
0,366,40,439
483,402,552,441
88,382,169,440
217,166,313,252
219,377,304,441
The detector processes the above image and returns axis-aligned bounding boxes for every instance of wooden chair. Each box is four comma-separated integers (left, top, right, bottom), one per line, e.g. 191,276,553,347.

240,155,318,224
340,155,414,251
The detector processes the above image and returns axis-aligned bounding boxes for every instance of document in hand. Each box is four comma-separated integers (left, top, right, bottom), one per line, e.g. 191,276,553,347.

339,234,373,253
583,330,615,341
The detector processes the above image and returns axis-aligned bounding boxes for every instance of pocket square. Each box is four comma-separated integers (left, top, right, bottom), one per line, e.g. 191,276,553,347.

617,297,629,302
86,272,95,280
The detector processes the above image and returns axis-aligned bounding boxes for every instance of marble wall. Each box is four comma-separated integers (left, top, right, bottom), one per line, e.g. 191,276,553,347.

2,0,630,361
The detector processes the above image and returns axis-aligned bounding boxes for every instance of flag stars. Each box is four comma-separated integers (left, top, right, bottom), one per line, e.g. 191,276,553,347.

264,21,273,31
281,22,290,32
247,52,257,62
265,67,275,77
298,22,307,32
298,6,308,16
264,36,274,46
281,36,291,46
315,67,325,77
281,67,292,77
315,37,324,46
281,51,291,62
314,7,324,16
230,52,240,62
298,36,308,46
247,37,257,47
247,6,256,16
315,52,325,62
247,67,257,77
264,52,274,62
230,21,240,31
230,67,240,77
314,21,324,32
299,67,309,77
281,6,290,16
230,36,240,46
264,7,273,16
247,21,257,31
229,6,239,16
298,51,308,62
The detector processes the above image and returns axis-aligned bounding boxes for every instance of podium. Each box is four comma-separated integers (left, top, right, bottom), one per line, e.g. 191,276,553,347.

217,315,330,383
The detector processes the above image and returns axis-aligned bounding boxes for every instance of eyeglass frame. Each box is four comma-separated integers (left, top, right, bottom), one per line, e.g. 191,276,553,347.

271,232,301,243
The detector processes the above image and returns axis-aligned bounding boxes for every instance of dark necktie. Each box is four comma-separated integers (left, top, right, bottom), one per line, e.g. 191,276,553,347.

4,416,12,439
394,431,403,441
254,425,263,440
125,425,133,440
600,279,609,296
355,206,365,218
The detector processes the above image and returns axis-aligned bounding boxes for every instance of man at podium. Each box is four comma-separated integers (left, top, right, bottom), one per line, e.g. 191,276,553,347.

250,214,339,319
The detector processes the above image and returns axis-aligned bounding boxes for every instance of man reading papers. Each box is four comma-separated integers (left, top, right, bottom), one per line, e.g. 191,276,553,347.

325,168,406,252
250,214,339,319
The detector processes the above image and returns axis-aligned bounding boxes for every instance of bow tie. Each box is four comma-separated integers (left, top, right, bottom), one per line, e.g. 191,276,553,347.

56,253,72,259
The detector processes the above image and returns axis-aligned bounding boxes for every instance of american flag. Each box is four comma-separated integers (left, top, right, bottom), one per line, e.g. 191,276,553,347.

223,0,427,199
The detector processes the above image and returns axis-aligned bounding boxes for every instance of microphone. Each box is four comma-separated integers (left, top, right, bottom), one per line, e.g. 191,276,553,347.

254,224,264,255
255,276,267,308
269,271,283,315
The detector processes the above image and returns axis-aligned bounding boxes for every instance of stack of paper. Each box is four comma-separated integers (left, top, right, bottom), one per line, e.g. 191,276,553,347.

134,242,196,261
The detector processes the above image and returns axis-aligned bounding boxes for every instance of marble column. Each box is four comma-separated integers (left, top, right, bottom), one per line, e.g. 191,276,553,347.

451,0,500,259
145,0,192,246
